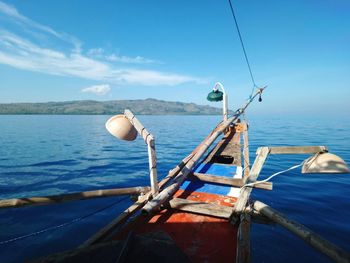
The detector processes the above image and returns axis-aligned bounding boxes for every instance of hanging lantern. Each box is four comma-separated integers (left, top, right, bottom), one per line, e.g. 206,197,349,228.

207,90,224,102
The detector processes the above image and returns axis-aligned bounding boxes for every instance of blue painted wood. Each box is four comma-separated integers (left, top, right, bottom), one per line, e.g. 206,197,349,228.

180,162,241,195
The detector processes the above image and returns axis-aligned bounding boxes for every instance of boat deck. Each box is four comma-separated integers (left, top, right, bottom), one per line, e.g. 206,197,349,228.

111,124,244,262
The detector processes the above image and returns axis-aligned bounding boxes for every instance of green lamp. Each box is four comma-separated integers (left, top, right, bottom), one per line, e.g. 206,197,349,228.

207,82,228,121
207,90,224,102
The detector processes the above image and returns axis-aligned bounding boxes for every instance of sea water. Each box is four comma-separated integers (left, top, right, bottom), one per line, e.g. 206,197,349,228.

0,115,349,262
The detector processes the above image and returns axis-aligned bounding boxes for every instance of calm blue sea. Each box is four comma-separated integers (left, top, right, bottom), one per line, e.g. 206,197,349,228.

0,115,349,262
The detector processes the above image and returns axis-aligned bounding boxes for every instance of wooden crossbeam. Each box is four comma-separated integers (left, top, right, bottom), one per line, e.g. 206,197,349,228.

168,198,232,219
230,147,270,224
269,146,327,155
191,172,272,190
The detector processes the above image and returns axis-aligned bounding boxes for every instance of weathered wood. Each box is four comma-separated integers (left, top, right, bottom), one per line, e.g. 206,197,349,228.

242,122,250,180
142,117,239,214
269,146,328,155
159,154,193,190
204,127,240,166
83,153,196,246
236,212,251,263
168,198,232,219
85,89,266,244
230,147,270,224
253,201,350,263
191,172,272,190
142,89,266,215
0,187,150,209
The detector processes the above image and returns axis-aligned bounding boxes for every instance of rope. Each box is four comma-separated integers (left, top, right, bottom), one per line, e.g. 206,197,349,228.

228,0,257,89
0,196,129,245
241,161,304,190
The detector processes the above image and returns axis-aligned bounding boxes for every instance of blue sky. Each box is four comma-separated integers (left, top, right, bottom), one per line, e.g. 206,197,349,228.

0,0,349,116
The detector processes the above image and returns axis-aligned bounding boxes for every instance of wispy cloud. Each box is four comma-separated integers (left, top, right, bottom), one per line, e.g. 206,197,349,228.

0,1,202,86
88,48,158,64
81,84,111,95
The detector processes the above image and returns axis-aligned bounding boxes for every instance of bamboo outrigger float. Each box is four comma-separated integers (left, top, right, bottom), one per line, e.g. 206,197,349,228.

2,86,347,262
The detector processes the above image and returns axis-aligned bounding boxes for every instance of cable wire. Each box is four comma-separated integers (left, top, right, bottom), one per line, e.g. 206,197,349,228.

0,196,129,245
228,0,257,88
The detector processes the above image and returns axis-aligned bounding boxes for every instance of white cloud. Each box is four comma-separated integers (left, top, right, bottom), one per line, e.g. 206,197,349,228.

81,84,111,95
0,1,203,86
87,48,158,64
0,1,81,51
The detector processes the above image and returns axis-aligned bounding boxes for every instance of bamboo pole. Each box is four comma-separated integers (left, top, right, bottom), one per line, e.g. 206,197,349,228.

142,88,265,214
124,109,158,195
0,187,150,209
253,201,350,263
82,152,197,246
142,119,237,214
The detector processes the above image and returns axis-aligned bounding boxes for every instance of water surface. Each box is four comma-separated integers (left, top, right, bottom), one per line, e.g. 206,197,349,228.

0,115,349,262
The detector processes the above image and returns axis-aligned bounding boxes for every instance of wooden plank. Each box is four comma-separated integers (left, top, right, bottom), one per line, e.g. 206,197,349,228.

269,146,328,155
168,198,232,219
0,187,150,209
230,147,270,224
202,122,243,167
191,172,273,190
236,212,251,263
253,201,350,263
242,122,250,180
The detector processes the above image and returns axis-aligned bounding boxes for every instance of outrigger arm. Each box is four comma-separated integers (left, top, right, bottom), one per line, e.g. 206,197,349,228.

232,145,350,263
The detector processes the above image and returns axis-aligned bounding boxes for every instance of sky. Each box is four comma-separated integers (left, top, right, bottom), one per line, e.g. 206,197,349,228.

0,0,349,116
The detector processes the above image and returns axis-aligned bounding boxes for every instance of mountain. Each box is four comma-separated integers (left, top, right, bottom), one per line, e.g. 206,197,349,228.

0,99,226,115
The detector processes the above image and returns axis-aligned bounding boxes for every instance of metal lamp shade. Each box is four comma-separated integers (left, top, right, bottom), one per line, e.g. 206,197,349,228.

105,115,138,141
302,152,350,174
207,90,223,102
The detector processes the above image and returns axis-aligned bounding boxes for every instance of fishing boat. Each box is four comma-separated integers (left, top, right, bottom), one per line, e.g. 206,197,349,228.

2,84,348,262
1,2,349,263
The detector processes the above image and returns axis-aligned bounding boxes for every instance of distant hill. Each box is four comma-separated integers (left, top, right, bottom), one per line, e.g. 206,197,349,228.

0,99,226,115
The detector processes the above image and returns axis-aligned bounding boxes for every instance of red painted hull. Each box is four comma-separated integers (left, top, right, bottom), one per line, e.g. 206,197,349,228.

113,190,238,262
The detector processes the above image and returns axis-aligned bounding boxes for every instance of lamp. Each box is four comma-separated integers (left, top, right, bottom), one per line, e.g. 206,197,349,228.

105,115,137,141
105,110,159,195
207,82,228,121
302,152,350,174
